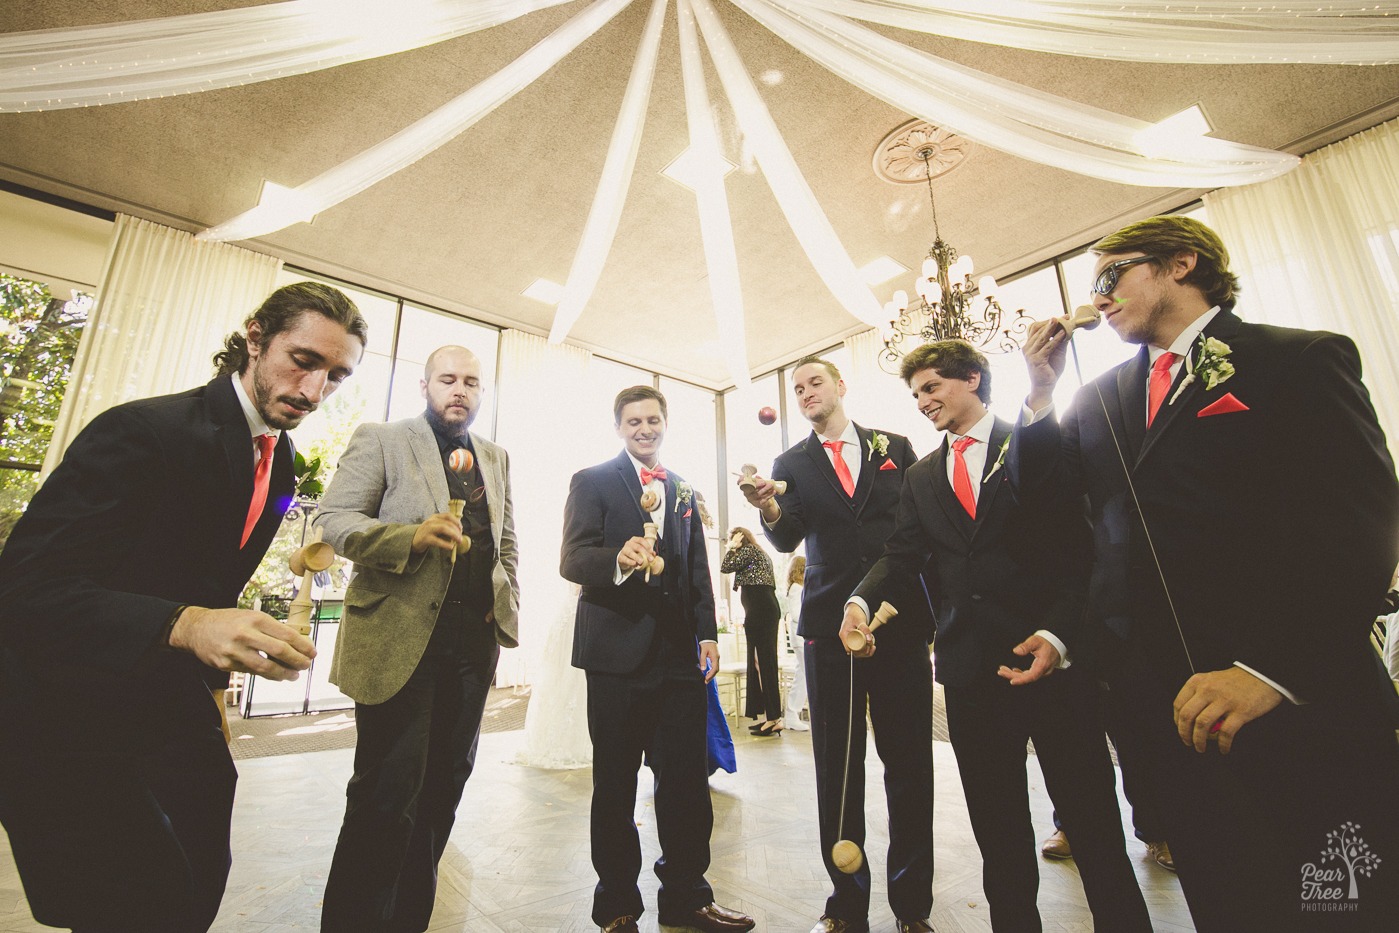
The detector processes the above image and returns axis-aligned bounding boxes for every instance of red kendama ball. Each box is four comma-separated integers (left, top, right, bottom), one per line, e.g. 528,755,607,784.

758,406,777,425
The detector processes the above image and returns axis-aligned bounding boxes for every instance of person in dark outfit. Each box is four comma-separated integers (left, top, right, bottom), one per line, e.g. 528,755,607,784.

721,526,783,735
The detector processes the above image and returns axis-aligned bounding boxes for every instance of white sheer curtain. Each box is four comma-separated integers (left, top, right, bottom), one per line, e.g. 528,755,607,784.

841,328,933,447
1205,117,1399,456
490,329,593,686
43,214,282,474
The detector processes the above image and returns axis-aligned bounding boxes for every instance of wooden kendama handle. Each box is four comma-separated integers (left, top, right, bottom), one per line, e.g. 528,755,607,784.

1061,304,1102,337
447,499,471,561
842,601,898,652
643,522,663,581
286,568,316,637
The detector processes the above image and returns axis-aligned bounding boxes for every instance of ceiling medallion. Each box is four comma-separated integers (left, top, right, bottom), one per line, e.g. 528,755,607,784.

874,120,972,185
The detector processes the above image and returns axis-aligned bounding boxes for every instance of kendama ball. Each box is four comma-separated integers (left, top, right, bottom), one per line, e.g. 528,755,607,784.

758,406,777,425
832,840,864,874
448,447,474,474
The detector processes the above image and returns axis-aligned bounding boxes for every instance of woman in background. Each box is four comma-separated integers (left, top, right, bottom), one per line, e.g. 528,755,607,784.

780,556,809,732
721,527,782,735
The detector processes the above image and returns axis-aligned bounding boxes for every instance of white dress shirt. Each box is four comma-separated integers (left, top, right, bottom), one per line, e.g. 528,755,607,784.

816,420,863,487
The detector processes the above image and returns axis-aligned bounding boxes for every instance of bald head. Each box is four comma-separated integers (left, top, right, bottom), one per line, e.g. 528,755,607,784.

421,345,484,438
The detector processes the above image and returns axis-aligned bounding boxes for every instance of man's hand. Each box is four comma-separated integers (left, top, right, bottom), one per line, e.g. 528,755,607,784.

839,603,875,658
1173,667,1284,754
698,641,720,683
738,475,781,523
997,634,1061,685
168,606,316,681
412,513,463,554
616,535,656,573
1022,318,1070,412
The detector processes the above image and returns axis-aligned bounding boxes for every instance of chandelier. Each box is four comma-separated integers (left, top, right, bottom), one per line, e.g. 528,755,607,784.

878,146,1031,375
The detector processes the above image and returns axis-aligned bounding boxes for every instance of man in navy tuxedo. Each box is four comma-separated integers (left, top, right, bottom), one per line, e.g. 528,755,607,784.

0,282,366,932
845,339,1151,931
740,357,934,933
1014,215,1399,931
561,385,754,933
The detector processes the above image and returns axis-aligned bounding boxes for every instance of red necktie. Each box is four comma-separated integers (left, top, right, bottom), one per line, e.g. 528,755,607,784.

951,435,978,518
1147,352,1179,427
241,433,277,548
640,466,667,485
822,440,855,497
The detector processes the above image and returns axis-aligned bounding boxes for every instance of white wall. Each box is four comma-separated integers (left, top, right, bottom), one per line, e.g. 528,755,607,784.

0,189,112,294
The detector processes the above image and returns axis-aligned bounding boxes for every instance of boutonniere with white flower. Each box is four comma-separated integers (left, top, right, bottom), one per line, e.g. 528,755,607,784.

983,435,1011,484
675,481,693,513
1170,337,1235,406
867,432,890,461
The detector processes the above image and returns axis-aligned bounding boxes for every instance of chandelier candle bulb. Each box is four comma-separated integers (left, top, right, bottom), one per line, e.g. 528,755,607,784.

978,275,998,297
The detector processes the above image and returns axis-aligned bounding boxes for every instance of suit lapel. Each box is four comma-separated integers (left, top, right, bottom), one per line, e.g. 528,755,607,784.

803,431,853,508
612,451,652,526
408,416,450,514
1114,346,1149,464
470,432,503,548
1136,311,1243,467
970,419,1011,537
209,377,258,538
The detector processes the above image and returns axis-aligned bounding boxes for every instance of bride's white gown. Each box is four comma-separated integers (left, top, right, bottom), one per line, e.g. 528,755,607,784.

517,585,592,769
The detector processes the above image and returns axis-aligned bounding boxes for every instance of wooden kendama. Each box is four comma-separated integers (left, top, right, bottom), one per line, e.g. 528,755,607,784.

1060,304,1102,337
736,463,787,496
447,499,472,563
841,600,897,653
448,447,474,475
641,521,665,582
832,600,898,875
286,527,336,637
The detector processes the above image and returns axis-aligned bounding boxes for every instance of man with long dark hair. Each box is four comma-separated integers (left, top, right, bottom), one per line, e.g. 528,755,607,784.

0,281,365,932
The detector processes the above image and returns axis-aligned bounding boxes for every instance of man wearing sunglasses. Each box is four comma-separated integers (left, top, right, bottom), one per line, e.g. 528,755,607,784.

1011,215,1399,930
314,344,520,932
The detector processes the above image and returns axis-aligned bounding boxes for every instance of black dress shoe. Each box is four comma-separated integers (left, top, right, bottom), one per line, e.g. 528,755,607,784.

602,916,639,933
895,920,935,932
660,901,755,932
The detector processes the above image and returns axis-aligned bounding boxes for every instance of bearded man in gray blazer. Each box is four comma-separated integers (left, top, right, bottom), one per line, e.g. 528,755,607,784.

314,344,519,933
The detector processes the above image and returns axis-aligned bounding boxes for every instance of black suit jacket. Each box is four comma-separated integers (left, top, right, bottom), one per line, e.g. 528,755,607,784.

1011,311,1399,713
852,417,1093,686
562,451,716,675
0,375,294,745
764,424,932,640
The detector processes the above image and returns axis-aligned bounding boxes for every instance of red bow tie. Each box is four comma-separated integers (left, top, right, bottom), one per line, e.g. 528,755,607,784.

640,466,668,485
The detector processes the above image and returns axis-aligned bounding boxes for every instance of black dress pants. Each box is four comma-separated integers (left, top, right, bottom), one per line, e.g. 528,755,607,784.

585,633,714,926
741,584,782,721
321,611,499,932
944,671,1152,932
806,626,934,924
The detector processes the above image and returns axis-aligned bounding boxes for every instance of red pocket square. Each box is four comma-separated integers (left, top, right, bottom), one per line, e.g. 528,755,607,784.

879,458,898,471
683,508,692,518
1197,393,1249,417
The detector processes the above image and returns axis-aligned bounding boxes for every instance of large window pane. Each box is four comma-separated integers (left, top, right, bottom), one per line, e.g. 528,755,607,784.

0,274,90,551
387,303,500,438
659,376,724,628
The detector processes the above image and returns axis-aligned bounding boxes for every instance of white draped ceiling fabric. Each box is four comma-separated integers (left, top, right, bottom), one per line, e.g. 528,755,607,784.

4,1,1397,383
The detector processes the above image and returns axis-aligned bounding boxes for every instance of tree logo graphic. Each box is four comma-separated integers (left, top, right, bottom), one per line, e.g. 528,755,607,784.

1301,822,1381,908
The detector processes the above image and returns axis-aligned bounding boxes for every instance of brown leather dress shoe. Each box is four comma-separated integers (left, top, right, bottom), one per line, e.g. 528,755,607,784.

1147,840,1176,872
895,921,936,932
602,916,639,933
661,902,755,932
1040,829,1073,860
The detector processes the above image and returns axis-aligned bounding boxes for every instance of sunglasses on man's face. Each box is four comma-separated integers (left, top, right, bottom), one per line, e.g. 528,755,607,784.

1091,256,1155,296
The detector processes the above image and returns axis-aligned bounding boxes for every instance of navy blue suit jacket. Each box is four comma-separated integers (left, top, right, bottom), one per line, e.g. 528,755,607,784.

763,424,932,641
562,451,716,675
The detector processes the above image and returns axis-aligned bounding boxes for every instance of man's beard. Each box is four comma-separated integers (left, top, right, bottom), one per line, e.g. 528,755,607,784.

426,403,471,440
253,360,314,430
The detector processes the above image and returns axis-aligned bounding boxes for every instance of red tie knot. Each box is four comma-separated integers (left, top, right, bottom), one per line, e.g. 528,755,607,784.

952,435,977,454
640,466,667,485
1153,351,1178,374
256,433,277,458
821,440,844,454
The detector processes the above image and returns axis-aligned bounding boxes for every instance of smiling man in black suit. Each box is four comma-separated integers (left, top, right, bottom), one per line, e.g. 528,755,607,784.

1015,215,1399,931
845,339,1151,932
561,385,754,933
740,356,934,933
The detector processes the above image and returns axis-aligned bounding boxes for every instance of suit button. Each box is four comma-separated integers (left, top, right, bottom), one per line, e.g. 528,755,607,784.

861,556,870,564
971,593,983,601
430,601,440,610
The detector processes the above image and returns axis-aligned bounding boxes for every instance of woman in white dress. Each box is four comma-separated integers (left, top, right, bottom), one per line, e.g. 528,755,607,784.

779,556,809,731
517,583,592,768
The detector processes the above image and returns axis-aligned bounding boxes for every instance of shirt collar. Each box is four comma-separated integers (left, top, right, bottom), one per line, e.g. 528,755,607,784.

949,409,995,446
817,421,859,448
229,373,280,443
1152,306,1221,363
626,450,663,484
